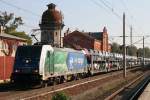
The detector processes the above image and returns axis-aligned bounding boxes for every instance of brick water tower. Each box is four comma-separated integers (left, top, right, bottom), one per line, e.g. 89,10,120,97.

39,3,64,47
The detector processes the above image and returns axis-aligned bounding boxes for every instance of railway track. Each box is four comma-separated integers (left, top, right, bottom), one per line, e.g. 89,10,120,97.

128,75,150,100
0,66,148,100
105,69,150,100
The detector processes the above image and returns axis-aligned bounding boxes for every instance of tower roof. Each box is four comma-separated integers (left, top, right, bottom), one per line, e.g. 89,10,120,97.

103,26,107,33
40,3,63,27
47,3,56,9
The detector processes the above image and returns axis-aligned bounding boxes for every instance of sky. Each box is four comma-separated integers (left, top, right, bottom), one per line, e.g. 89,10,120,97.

0,0,150,48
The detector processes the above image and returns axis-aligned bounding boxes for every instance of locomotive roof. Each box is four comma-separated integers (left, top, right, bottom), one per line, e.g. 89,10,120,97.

53,47,82,53
18,45,42,47
18,45,83,53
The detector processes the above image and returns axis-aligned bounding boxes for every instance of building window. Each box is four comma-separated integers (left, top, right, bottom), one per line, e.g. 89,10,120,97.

56,32,57,36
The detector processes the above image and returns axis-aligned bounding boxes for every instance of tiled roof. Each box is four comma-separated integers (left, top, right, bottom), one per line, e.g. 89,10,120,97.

81,32,103,40
0,33,27,41
64,31,103,41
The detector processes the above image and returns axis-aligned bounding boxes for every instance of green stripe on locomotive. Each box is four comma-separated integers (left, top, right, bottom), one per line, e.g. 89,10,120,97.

54,51,68,73
44,50,68,75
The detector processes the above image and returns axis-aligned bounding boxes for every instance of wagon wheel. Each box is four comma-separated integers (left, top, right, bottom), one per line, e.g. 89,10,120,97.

40,81,48,88
53,77,61,85
60,76,65,83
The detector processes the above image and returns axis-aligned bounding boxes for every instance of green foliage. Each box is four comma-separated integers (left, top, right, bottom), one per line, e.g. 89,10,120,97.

0,11,14,26
137,48,143,57
52,92,70,100
126,46,137,56
0,11,23,30
137,47,150,58
111,42,120,53
111,42,150,58
144,47,150,58
111,42,123,53
0,11,31,44
7,31,32,44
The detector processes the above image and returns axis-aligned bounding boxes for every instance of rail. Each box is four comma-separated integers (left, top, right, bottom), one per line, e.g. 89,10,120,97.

125,75,150,100
105,72,150,100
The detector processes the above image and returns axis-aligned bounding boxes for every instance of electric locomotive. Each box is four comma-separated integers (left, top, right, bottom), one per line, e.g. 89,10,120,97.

11,44,88,84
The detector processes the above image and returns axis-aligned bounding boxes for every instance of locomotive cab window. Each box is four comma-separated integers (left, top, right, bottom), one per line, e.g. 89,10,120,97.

14,46,42,68
16,46,42,58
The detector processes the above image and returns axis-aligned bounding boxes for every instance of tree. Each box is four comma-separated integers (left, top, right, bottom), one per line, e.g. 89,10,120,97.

137,48,143,57
0,11,14,26
137,47,150,58
126,46,137,56
111,42,120,53
111,42,150,58
8,31,32,44
0,11,31,44
144,47,150,58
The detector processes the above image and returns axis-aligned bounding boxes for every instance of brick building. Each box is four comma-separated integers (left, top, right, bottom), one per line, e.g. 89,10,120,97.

0,26,27,81
63,27,111,52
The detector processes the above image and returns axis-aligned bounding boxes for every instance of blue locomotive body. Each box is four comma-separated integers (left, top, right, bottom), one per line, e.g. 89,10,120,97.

11,45,43,82
67,52,87,70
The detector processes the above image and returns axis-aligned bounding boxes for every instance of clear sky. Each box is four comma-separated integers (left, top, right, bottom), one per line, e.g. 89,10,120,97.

0,0,150,48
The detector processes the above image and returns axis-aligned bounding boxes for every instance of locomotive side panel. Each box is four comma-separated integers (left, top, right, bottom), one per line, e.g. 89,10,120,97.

44,50,68,79
44,51,54,76
67,52,87,73
53,50,68,74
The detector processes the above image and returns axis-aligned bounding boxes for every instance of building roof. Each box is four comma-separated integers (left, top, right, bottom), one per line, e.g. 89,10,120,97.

64,30,103,42
85,32,103,40
0,33,27,41
68,31,95,40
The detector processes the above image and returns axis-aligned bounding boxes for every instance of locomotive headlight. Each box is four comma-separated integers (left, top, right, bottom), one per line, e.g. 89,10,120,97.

25,59,29,63
15,69,20,73
33,69,38,73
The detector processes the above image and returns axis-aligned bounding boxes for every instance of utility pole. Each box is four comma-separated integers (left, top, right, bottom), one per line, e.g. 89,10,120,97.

143,36,145,66
130,26,133,67
123,13,126,78
130,26,133,46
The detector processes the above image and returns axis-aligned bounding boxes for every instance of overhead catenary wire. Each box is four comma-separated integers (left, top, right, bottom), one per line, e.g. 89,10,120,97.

99,0,122,20
99,0,145,37
120,0,133,20
98,0,147,48
0,0,40,17
90,0,131,29
119,0,144,35
89,0,110,15
0,0,42,31
90,0,122,21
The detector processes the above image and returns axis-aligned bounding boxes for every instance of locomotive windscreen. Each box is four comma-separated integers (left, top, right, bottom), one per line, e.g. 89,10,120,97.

14,45,42,68
16,46,42,58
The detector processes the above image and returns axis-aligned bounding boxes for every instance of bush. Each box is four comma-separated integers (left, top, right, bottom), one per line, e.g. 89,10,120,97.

52,92,70,100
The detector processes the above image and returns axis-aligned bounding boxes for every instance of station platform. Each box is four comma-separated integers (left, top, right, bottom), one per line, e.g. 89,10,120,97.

138,83,150,100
